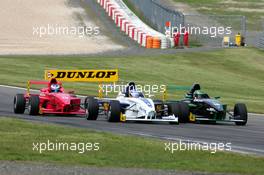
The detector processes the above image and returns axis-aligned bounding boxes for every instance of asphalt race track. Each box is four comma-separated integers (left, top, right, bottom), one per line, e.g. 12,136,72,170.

0,85,264,155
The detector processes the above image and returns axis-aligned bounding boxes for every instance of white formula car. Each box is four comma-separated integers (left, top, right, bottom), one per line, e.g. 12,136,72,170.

85,82,190,124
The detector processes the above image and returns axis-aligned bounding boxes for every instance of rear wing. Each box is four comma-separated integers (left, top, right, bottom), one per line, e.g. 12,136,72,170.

26,80,62,95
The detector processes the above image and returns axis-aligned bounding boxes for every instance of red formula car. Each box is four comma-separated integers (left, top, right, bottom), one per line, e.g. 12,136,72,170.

13,78,87,116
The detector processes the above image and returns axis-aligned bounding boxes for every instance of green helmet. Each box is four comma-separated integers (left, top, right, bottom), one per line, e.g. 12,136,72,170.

193,90,209,99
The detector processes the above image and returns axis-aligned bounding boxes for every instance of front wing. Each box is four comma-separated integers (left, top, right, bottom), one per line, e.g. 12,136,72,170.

189,113,246,123
121,114,178,123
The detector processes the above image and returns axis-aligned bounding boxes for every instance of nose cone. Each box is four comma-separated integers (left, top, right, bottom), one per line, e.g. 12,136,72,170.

204,99,224,111
141,98,154,108
55,93,72,104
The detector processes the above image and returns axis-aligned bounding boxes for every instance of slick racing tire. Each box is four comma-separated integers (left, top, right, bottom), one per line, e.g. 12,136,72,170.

85,97,99,120
234,103,248,126
168,103,182,124
168,103,181,124
179,102,190,123
168,102,189,123
28,96,40,115
14,94,26,114
108,100,121,122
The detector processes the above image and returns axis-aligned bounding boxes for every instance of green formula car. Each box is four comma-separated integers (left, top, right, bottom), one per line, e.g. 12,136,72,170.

179,84,248,125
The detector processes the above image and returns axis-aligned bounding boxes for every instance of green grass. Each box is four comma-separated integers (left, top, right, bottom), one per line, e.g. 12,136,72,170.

0,48,264,113
174,0,264,31
0,117,264,174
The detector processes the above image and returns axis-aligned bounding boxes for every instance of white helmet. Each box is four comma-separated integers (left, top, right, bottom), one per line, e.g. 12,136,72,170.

50,84,60,93
130,90,144,98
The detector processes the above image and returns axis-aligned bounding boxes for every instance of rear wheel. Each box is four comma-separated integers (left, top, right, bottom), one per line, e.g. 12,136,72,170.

179,102,190,123
168,102,190,123
85,97,99,120
234,103,247,126
168,103,180,124
28,96,40,115
14,94,26,114
108,100,121,122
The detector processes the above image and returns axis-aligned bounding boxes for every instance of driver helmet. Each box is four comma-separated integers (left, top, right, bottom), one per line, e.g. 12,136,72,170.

193,90,209,99
50,84,60,93
130,90,144,98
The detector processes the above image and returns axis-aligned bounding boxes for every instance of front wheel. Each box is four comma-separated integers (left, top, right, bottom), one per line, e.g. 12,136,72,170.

108,100,121,122
234,103,248,126
14,94,26,114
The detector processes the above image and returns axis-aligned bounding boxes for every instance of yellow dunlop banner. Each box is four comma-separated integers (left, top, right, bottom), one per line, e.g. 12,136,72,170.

45,70,118,82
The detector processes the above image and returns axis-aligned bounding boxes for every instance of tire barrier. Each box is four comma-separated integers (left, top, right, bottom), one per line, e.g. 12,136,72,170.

152,37,161,49
146,36,153,49
97,0,172,49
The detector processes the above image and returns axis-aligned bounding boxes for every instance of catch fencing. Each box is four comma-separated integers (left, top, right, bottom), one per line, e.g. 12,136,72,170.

127,0,184,33
127,0,247,47
259,23,264,49
184,14,247,47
